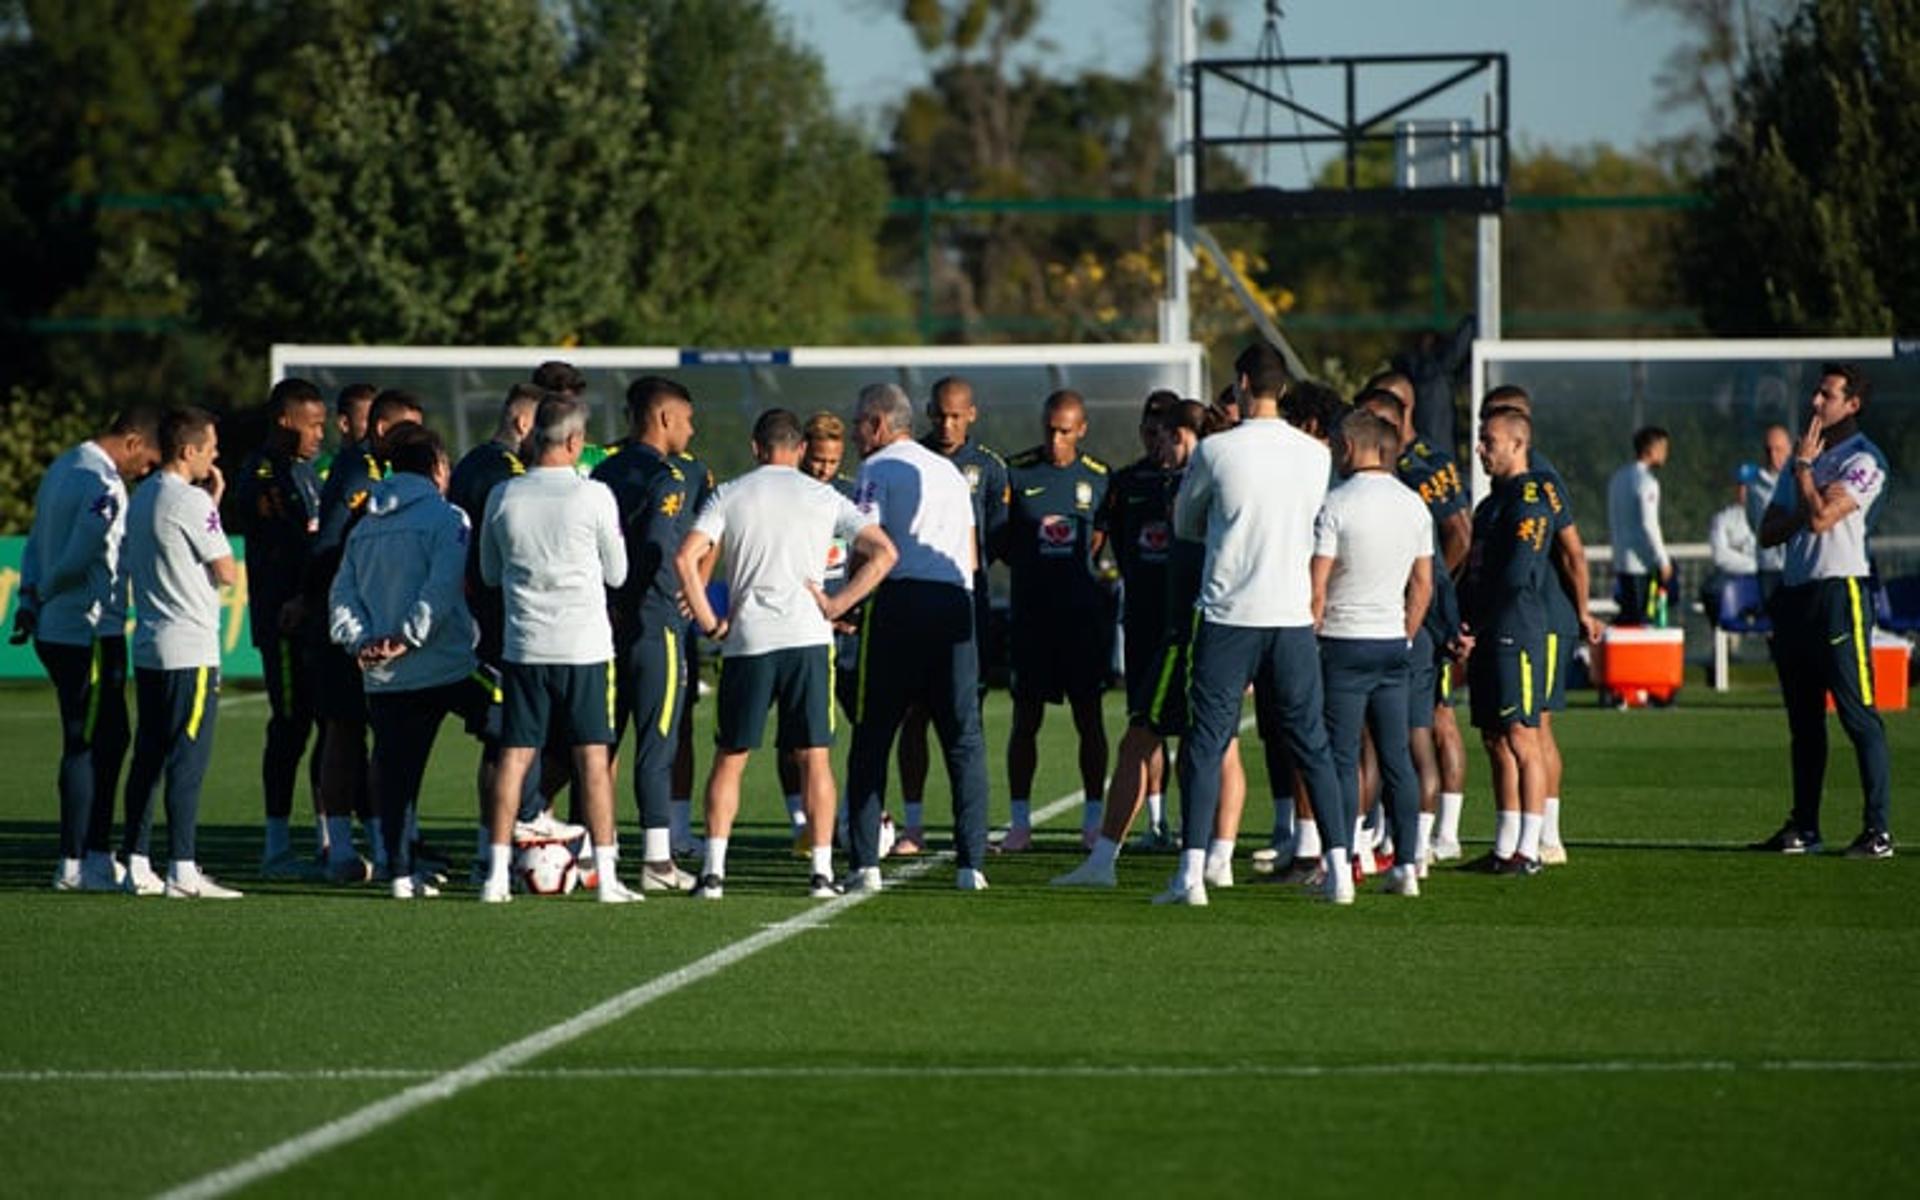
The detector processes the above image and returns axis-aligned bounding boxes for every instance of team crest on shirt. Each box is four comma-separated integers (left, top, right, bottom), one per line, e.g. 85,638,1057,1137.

89,492,119,522
1137,521,1171,557
348,489,370,512
1038,514,1076,555
1521,480,1540,504
661,491,684,517
205,510,223,534
1074,481,1093,510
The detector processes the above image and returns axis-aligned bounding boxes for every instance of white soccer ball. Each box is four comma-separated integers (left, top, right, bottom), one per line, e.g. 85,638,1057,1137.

513,840,579,896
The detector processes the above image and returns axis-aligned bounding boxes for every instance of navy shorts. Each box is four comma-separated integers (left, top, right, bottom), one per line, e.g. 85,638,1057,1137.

500,660,616,749
311,640,368,724
1541,628,1574,713
1406,628,1438,731
1009,609,1110,705
1467,636,1544,732
715,645,835,752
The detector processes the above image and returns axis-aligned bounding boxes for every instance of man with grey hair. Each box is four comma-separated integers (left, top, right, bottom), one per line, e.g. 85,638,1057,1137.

478,393,636,904
843,383,994,891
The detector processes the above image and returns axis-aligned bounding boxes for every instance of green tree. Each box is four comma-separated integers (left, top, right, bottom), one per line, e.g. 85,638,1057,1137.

1683,0,1920,333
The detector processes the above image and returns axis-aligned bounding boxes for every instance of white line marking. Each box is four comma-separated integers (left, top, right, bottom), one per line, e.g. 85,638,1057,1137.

12,1058,1919,1086
151,788,1086,1200
0,692,269,718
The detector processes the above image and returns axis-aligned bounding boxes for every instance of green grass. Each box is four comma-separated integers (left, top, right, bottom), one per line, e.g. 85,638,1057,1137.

1,679,1917,1197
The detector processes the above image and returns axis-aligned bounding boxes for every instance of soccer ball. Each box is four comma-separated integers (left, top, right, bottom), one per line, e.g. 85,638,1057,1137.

513,840,579,896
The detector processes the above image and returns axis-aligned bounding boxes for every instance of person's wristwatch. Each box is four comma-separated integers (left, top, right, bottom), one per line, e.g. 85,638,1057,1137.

1792,457,1815,473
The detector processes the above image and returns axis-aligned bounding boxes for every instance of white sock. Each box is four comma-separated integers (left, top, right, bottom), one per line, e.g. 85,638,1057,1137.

1271,797,1294,840
1294,818,1322,860
904,801,924,830
326,816,357,864
1082,799,1102,832
704,837,729,879
1543,797,1562,847
129,852,153,879
264,817,290,859
1417,812,1435,862
1146,792,1165,828
1519,813,1545,860
487,844,510,888
643,827,670,862
168,859,201,885
1439,792,1465,842
366,817,387,868
784,794,806,831
1089,836,1121,871
810,845,833,878
670,798,692,841
1010,799,1031,831
594,844,620,888
1206,838,1234,875
1494,810,1521,858
1326,846,1351,882
1177,847,1205,890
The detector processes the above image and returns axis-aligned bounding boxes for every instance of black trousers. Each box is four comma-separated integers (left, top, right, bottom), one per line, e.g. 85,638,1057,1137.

366,674,495,875
1769,579,1892,837
256,631,317,821
36,637,130,858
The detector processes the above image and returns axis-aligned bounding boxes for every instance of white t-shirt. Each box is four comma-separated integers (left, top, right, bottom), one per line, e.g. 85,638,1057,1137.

124,472,231,670
1606,460,1669,575
1313,471,1433,641
854,438,974,590
694,465,874,658
1773,432,1887,585
1173,417,1330,628
23,440,129,646
480,467,626,665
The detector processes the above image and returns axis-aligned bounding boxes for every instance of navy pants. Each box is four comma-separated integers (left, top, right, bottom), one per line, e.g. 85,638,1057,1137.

257,630,316,821
1320,637,1419,863
36,637,130,859
1769,579,1892,837
1179,621,1343,854
367,675,494,875
122,665,220,863
620,621,687,832
845,579,990,870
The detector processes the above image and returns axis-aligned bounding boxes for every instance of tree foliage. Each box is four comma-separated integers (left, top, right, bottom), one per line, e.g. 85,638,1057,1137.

1684,0,1920,333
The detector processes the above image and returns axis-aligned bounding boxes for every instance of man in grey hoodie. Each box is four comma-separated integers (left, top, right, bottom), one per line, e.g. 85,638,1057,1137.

329,423,491,899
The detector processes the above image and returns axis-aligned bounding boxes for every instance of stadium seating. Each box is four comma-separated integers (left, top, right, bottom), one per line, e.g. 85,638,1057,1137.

1709,574,1770,692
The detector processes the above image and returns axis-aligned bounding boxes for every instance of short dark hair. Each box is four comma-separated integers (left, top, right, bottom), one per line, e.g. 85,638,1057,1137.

1283,379,1344,436
383,421,445,479
1484,408,1532,442
1479,384,1531,418
1632,426,1670,456
1338,409,1401,461
752,408,804,451
1233,342,1292,401
501,382,544,423
269,378,324,415
1820,362,1871,408
1141,389,1180,423
159,407,217,460
1043,388,1085,419
370,389,424,432
336,383,377,416
532,360,586,396
930,376,973,407
1161,399,1207,438
106,405,163,443
626,375,692,423
1364,368,1414,396
1353,386,1406,418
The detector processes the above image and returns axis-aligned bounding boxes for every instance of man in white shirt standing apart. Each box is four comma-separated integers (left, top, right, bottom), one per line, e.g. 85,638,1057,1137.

120,407,241,899
842,383,994,892
1310,409,1433,902
479,393,635,904
676,408,898,900
17,408,160,891
1161,343,1347,907
1606,426,1673,625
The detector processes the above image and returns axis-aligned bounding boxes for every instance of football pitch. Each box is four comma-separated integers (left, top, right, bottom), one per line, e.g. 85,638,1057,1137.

1,680,1916,1197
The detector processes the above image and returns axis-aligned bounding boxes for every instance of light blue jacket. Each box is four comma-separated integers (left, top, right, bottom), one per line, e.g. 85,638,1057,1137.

329,473,477,694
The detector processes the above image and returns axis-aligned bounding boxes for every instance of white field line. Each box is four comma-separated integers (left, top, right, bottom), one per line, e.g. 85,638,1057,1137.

149,787,1088,1200
10,1059,1920,1087
0,691,270,719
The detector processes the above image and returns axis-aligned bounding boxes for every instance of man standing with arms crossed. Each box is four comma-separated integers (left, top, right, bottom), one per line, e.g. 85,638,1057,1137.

1607,427,1673,626
229,379,328,877
1161,343,1346,907
676,408,897,899
478,394,637,904
17,407,160,891
894,376,1008,855
120,407,241,899
1751,364,1893,859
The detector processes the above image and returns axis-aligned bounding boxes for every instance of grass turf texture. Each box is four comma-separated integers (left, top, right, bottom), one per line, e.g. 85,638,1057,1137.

0,679,1916,1197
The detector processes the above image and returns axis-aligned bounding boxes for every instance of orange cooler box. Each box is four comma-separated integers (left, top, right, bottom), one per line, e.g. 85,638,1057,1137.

1594,626,1684,707
1827,633,1910,712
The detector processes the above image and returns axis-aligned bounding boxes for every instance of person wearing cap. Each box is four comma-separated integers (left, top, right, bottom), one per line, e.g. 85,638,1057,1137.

1704,465,1760,607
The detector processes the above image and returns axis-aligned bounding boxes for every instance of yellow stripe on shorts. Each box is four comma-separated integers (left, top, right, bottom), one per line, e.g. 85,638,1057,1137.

1519,650,1534,717
1545,632,1558,698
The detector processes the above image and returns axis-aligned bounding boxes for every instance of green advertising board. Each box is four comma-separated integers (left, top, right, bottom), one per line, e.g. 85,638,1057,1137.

0,536,264,681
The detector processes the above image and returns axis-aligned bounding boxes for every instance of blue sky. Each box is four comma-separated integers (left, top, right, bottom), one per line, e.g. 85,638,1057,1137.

768,0,1699,153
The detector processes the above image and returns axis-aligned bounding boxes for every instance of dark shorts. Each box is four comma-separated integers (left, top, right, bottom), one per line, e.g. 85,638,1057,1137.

1122,615,1165,719
500,660,616,749
1468,636,1544,731
1406,629,1438,731
312,640,368,725
1615,573,1658,627
1541,628,1574,713
1436,654,1461,708
715,645,835,752
1009,609,1110,705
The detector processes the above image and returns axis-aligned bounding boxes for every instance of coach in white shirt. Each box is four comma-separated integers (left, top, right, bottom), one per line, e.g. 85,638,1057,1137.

842,383,995,891
478,393,634,904
1606,426,1672,625
1310,410,1434,902
120,407,241,899
676,408,897,900
19,408,159,891
1161,343,1347,907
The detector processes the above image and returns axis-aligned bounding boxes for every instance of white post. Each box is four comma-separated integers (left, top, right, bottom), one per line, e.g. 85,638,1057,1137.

1161,0,1195,345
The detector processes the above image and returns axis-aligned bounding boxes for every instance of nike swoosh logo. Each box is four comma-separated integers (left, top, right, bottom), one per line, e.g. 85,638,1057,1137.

1830,634,1850,645
1499,706,1517,716
1022,487,1046,496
